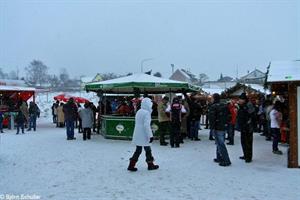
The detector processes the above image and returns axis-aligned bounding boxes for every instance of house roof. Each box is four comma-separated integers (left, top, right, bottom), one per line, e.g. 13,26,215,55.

240,69,266,80
267,60,300,82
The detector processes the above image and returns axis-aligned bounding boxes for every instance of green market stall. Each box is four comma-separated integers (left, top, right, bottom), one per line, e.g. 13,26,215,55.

85,73,200,139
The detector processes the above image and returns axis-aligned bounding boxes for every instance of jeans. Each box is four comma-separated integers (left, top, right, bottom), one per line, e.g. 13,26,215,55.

227,124,235,144
271,128,280,151
130,146,154,162
190,120,200,139
28,115,37,130
65,120,75,139
213,130,231,164
0,119,3,132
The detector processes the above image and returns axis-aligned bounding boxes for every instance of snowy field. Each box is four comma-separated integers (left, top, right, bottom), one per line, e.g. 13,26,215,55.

0,117,299,200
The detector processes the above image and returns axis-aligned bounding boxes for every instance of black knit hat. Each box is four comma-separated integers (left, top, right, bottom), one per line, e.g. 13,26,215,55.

239,92,248,100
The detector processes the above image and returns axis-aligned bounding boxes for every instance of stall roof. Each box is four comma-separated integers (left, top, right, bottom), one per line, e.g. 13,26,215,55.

0,85,36,92
267,60,300,83
85,73,201,94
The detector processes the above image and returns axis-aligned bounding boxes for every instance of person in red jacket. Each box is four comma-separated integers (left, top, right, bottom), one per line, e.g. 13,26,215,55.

227,100,237,145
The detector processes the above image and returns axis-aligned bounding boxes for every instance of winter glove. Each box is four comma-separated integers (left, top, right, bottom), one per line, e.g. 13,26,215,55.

149,137,154,143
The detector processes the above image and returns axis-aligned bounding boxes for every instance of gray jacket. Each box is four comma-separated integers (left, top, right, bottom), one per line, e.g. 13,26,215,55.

79,108,94,128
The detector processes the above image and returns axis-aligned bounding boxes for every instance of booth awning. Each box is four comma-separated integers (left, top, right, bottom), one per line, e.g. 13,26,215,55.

85,73,201,94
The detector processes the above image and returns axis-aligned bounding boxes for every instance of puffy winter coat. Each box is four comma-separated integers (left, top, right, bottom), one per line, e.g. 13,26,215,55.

132,98,153,146
79,108,94,128
63,102,78,121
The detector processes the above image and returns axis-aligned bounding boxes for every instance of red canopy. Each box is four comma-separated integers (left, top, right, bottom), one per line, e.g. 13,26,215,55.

73,97,89,104
54,94,89,103
54,94,69,102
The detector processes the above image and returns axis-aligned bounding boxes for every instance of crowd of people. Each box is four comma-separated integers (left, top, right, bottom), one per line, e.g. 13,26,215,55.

48,92,287,169
3,100,41,135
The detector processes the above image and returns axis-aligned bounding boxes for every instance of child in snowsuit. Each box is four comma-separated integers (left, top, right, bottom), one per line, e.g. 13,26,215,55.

127,98,159,172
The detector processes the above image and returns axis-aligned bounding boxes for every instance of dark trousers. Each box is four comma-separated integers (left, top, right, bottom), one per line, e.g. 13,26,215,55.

65,120,75,139
78,119,83,133
16,122,25,134
53,115,57,123
159,121,169,144
130,146,154,162
265,120,271,139
170,122,181,147
241,129,253,161
93,115,96,132
205,115,209,129
190,120,200,139
28,115,37,131
83,128,91,140
271,128,280,151
227,124,235,144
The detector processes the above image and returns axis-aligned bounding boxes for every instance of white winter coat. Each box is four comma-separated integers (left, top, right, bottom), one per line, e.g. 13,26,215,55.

132,98,153,146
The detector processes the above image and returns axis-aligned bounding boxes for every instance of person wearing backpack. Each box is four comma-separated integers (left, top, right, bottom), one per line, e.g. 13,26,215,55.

209,93,231,167
165,97,187,148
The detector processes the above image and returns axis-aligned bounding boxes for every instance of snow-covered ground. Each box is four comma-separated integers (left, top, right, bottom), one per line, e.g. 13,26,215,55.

0,117,299,200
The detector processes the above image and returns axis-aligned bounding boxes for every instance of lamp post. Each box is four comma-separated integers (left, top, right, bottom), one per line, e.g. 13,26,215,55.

140,58,153,73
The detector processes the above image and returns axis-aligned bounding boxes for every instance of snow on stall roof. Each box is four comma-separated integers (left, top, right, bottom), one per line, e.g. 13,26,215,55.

268,60,300,82
246,84,271,94
202,88,224,95
89,73,186,85
0,85,36,91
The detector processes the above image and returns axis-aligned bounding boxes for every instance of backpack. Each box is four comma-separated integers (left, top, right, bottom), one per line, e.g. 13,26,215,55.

171,103,182,122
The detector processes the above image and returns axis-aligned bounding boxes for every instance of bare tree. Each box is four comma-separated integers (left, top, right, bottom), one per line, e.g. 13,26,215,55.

153,72,162,77
101,73,119,81
9,70,18,80
59,68,70,87
199,73,209,84
48,74,60,88
0,68,5,79
25,60,49,86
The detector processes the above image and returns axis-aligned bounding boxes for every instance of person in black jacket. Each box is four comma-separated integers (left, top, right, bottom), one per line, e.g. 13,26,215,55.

209,93,231,167
183,93,202,141
63,98,78,140
15,110,26,134
237,93,255,163
27,101,40,131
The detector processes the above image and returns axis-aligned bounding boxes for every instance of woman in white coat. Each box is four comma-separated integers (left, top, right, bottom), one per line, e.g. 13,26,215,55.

127,97,159,172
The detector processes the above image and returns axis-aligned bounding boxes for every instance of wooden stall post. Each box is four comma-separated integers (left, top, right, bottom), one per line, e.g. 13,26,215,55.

288,83,299,168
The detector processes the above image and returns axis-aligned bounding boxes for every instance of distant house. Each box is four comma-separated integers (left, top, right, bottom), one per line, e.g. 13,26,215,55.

81,73,102,89
202,81,237,90
169,69,198,84
0,79,27,87
239,69,266,84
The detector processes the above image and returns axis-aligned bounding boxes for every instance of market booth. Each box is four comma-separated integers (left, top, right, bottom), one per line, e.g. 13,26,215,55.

267,60,300,168
221,83,270,99
0,85,36,128
85,73,200,139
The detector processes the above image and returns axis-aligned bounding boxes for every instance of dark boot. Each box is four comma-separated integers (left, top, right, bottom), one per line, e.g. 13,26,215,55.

127,160,138,172
147,162,159,170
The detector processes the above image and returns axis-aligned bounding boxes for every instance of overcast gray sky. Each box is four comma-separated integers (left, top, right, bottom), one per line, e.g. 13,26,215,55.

0,0,298,80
